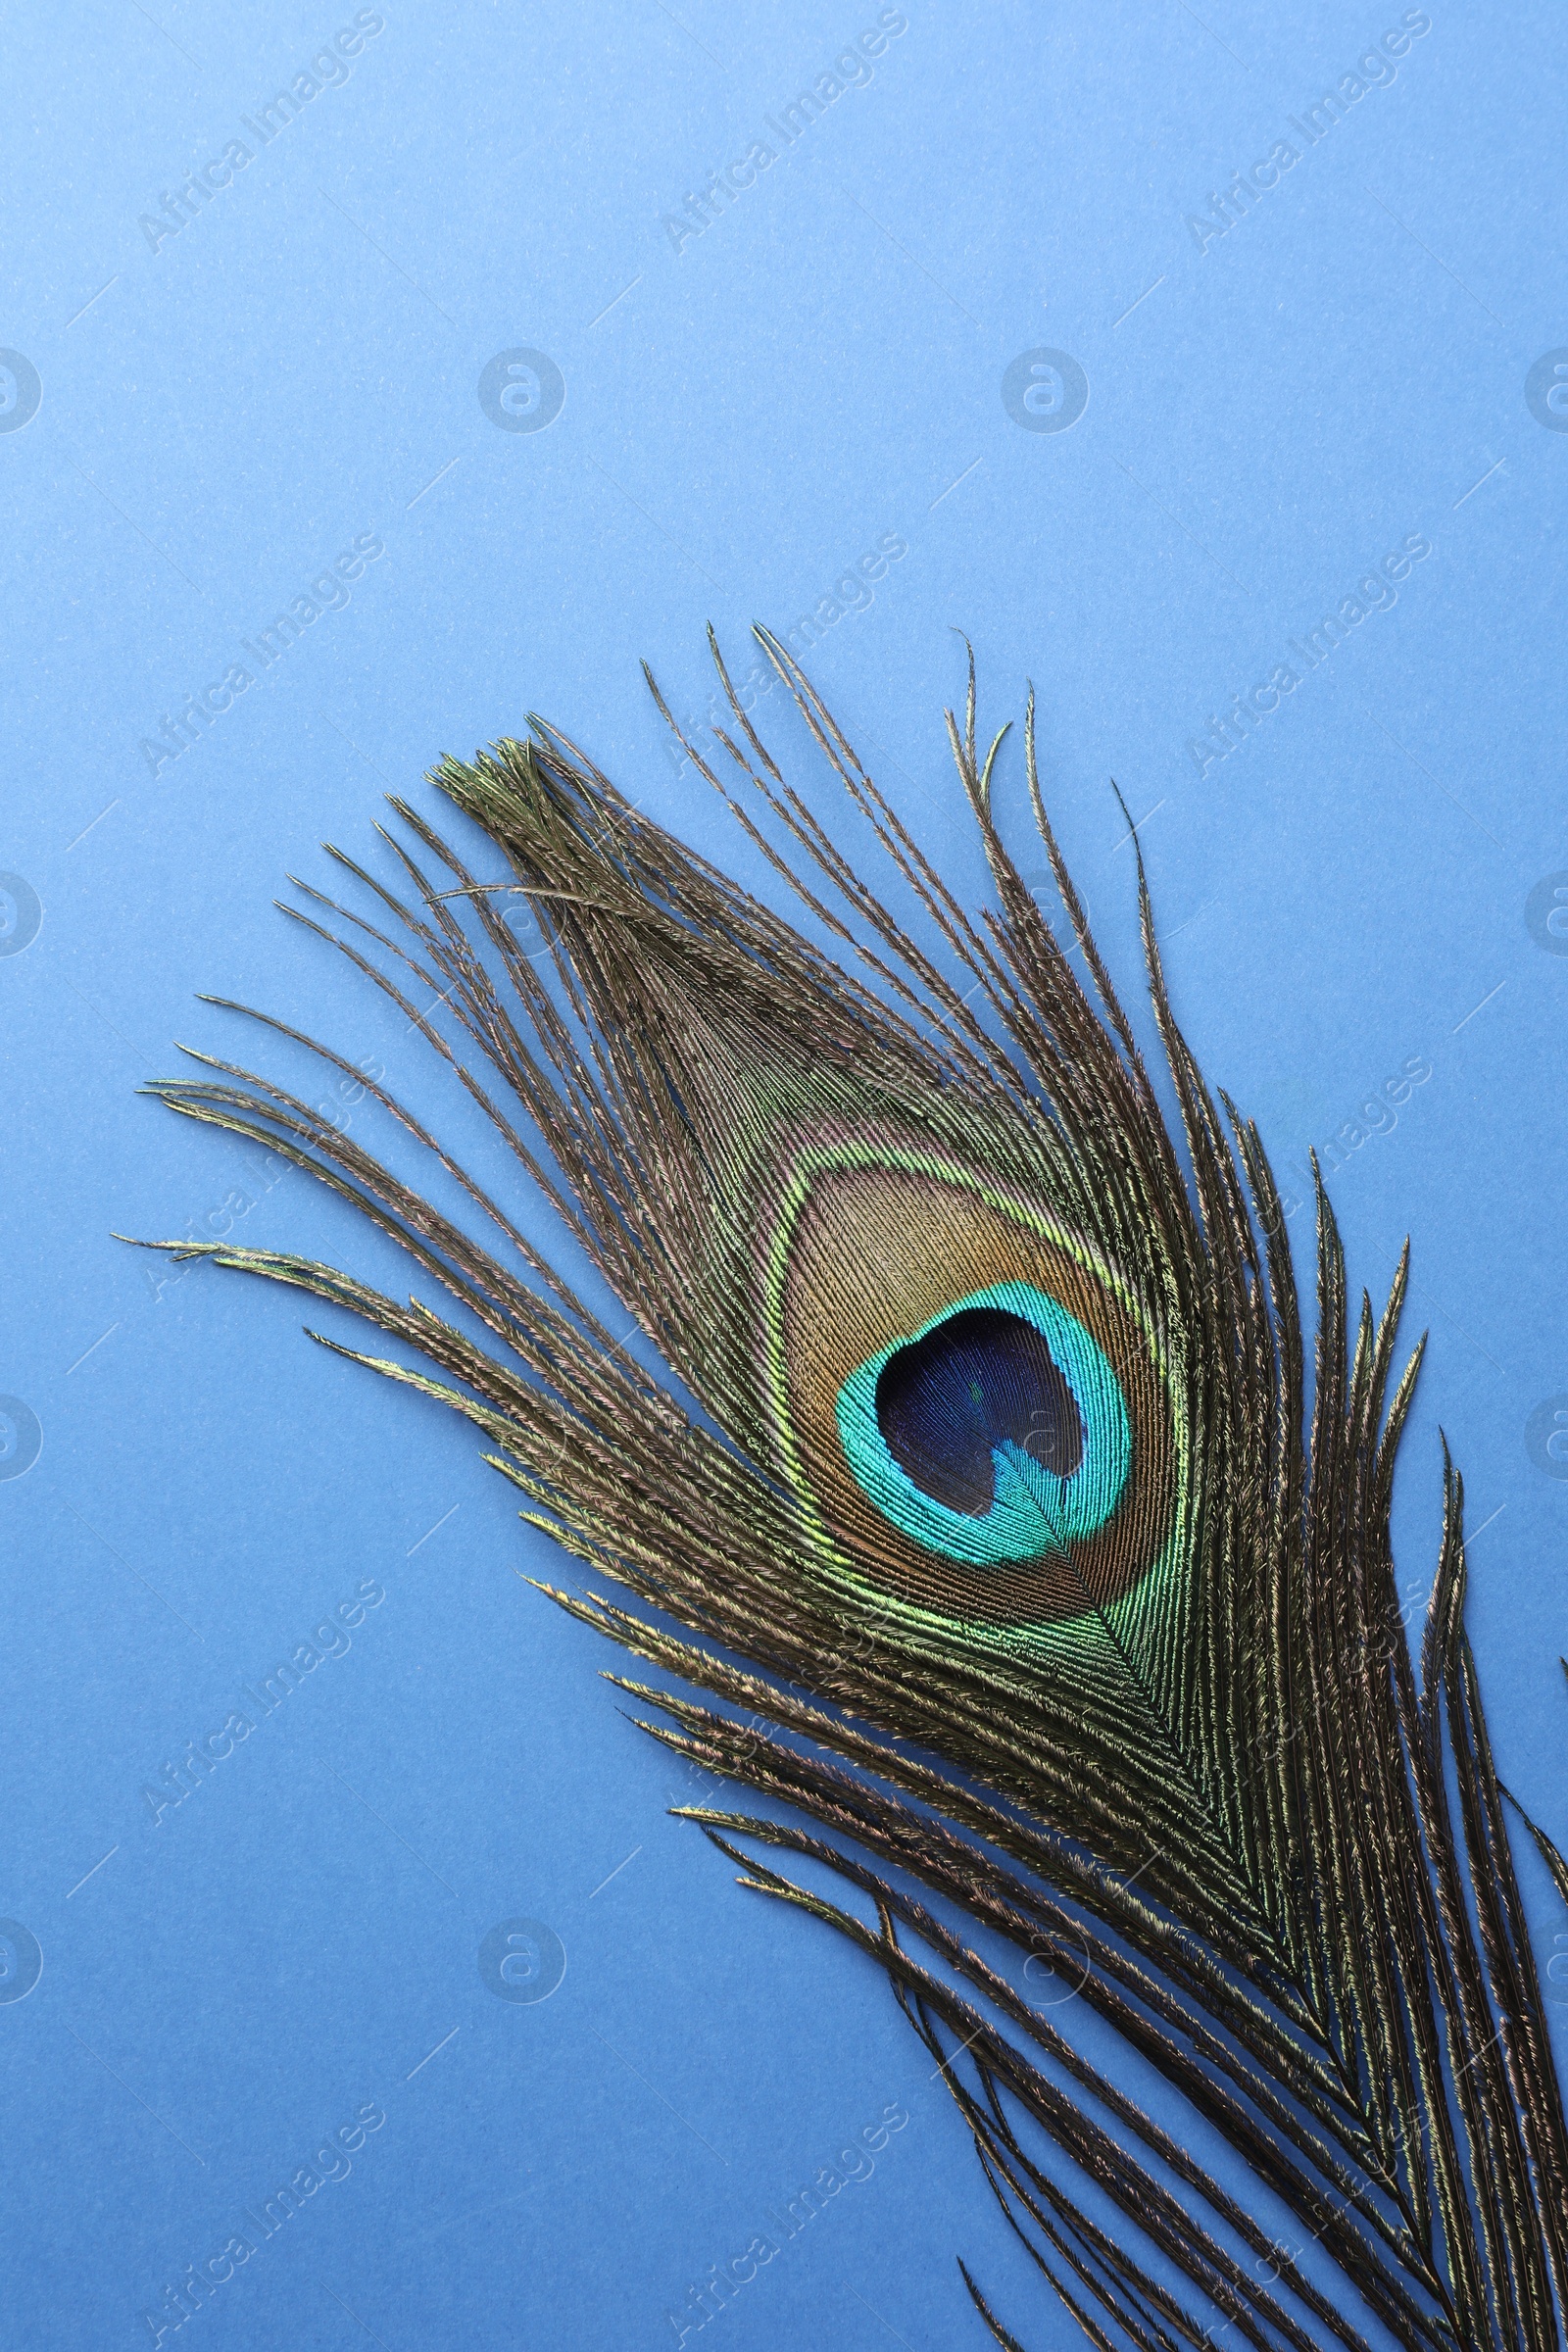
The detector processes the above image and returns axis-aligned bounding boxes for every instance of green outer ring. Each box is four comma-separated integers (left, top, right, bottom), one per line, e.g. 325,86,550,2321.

760,1137,1188,1650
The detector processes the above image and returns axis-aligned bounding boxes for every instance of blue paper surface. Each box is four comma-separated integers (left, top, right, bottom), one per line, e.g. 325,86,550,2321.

3,4,1567,2344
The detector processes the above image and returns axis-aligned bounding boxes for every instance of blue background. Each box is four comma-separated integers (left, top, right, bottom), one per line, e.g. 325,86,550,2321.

3,3,1567,2345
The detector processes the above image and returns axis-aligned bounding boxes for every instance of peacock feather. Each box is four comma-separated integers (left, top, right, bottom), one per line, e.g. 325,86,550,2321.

139,632,1568,2351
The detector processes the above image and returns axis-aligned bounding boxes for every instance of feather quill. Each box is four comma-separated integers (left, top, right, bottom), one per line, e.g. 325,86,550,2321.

138,633,1568,2351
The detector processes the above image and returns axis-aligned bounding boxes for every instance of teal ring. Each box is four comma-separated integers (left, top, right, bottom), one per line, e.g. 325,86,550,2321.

834,1281,1131,1567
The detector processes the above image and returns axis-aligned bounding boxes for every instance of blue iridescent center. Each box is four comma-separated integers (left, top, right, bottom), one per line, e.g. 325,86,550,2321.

835,1281,1131,1566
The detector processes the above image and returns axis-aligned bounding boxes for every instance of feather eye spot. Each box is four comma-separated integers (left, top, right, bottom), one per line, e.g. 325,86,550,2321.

838,1284,1130,1567
769,1146,1170,1626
